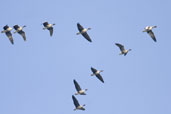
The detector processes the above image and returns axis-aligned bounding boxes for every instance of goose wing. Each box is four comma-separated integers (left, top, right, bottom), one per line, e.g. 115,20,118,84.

115,43,125,51
48,27,53,36
82,32,92,42
6,32,14,44
13,25,19,30
18,30,26,41
72,95,80,107
91,67,97,74
96,74,104,83
43,22,49,27
3,25,9,30
147,30,157,42
73,79,82,92
77,23,84,32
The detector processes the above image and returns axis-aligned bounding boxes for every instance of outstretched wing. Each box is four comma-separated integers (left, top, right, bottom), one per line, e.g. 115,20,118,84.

77,23,84,32
13,25,19,30
73,79,82,92
18,30,26,41
147,30,157,42
72,95,80,107
82,32,92,42
43,22,49,27
91,67,97,74
6,32,14,44
48,27,53,36
96,74,104,83
115,43,125,51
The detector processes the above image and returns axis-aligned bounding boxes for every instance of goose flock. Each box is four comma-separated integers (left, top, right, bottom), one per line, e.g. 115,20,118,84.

1,22,157,111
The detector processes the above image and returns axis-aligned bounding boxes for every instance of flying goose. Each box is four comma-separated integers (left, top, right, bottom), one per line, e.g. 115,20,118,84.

76,23,92,42
42,22,55,36
13,25,26,41
143,26,157,42
73,79,87,95
72,95,85,111
1,25,14,44
91,67,104,83
115,43,131,56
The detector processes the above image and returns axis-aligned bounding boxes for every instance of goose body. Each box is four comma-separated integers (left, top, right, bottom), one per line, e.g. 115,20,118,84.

72,95,85,111
91,67,104,83
115,43,131,56
1,25,14,44
76,23,92,42
42,22,55,36
143,26,157,42
13,25,26,41
73,79,87,95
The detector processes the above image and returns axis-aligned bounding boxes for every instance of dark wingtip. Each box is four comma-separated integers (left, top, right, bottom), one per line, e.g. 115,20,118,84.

73,79,76,82
11,40,14,45
115,43,118,45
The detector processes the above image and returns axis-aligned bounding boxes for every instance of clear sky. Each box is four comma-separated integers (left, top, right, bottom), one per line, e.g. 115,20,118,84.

0,0,171,114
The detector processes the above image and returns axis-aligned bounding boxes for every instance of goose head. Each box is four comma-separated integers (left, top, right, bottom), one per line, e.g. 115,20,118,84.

87,27,91,30
152,26,157,28
23,25,26,28
128,49,132,52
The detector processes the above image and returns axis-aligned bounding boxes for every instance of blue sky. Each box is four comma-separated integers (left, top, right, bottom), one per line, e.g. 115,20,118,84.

0,0,171,114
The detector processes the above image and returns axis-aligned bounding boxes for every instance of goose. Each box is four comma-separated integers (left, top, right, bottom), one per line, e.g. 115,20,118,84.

42,22,55,36
72,95,85,111
1,25,14,44
13,25,26,41
115,43,131,56
91,67,104,83
76,23,92,42
73,79,88,95
143,26,157,42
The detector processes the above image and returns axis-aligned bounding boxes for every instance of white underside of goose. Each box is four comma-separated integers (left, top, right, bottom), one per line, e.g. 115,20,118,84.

2,27,12,33
91,70,103,76
144,26,157,31
74,105,85,111
14,27,23,33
